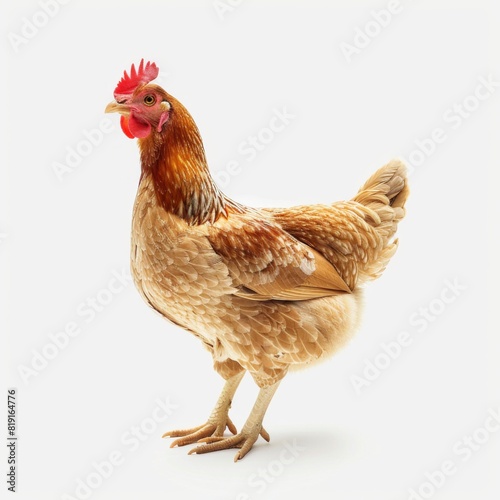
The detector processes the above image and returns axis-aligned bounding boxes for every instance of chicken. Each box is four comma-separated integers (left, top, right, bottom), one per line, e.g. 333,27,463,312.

105,60,409,461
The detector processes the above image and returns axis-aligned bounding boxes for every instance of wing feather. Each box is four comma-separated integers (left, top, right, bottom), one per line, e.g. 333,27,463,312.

207,212,350,301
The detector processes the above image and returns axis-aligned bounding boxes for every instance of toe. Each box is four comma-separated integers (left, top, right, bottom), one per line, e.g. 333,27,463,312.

226,417,238,435
167,424,217,447
196,436,226,444
260,427,270,442
188,434,242,455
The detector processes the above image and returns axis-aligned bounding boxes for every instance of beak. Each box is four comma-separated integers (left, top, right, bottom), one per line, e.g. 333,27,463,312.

105,101,131,115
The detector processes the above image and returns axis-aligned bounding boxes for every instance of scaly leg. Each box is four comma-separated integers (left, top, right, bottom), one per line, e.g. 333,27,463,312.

163,371,245,447
188,379,281,461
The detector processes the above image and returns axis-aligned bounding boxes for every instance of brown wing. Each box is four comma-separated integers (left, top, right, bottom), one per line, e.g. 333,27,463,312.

207,211,351,301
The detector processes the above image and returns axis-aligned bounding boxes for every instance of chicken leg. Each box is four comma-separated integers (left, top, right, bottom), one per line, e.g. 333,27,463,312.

163,371,245,446
188,379,281,461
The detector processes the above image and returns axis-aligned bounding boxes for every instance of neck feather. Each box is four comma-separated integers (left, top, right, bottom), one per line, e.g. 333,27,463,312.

138,103,229,225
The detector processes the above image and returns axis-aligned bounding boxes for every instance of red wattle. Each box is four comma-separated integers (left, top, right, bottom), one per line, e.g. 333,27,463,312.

120,115,135,139
128,115,151,139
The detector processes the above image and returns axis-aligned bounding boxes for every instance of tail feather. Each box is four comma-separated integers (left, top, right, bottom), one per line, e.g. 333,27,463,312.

353,159,408,215
352,159,409,284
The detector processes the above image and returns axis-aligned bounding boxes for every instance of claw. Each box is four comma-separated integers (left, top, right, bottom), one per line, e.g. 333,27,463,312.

163,419,237,448
162,424,205,439
187,434,244,456
163,375,278,460
187,426,268,461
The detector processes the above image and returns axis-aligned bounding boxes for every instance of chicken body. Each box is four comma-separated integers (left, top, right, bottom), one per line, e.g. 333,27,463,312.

131,174,363,387
106,60,409,460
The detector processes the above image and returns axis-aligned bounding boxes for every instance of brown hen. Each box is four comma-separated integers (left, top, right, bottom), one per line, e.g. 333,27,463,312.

105,60,409,461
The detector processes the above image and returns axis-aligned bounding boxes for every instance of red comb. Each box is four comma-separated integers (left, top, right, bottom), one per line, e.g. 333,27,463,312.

114,59,159,96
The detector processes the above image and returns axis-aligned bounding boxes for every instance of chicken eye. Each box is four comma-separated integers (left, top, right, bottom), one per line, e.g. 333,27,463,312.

143,94,156,106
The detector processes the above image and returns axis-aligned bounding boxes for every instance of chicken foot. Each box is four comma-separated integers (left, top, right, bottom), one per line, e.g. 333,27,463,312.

188,379,281,461
163,371,245,447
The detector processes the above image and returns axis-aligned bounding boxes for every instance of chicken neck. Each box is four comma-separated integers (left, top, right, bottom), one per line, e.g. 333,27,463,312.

137,102,234,225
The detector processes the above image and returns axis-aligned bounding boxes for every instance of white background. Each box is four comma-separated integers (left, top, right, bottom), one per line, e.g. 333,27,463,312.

1,1,499,499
